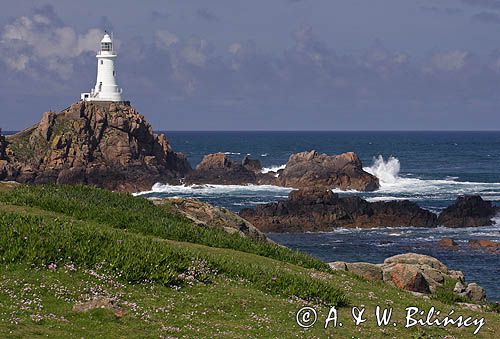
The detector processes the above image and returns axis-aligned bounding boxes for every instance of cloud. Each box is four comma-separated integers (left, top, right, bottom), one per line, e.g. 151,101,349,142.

425,50,471,72
195,8,220,22
156,30,179,49
0,5,103,79
472,11,500,23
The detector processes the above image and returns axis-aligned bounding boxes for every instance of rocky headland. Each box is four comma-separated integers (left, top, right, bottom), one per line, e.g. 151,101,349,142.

240,187,499,232
0,101,191,192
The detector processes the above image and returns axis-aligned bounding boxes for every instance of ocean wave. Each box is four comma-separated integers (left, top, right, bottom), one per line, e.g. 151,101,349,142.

261,164,286,174
135,183,294,197
223,152,241,155
363,155,500,200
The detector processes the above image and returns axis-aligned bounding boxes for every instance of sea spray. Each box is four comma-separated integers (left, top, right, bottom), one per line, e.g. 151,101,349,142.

364,155,400,184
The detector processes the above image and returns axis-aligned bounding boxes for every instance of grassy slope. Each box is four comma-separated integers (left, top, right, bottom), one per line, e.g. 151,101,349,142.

0,184,499,338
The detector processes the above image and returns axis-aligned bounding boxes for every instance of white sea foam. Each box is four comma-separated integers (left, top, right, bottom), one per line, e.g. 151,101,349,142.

135,183,294,197
261,164,286,175
223,152,241,155
363,155,500,200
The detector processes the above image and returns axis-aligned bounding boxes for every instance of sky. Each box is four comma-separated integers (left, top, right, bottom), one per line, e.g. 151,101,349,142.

1,0,500,130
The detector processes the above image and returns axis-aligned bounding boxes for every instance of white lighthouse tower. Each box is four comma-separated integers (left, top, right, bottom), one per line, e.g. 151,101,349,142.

81,33,123,102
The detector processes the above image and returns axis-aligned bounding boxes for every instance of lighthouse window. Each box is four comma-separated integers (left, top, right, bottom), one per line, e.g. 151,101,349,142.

101,42,112,51
100,60,103,65
113,71,115,76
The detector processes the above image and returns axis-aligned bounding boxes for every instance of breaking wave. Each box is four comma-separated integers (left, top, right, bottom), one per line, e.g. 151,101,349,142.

363,155,500,202
135,183,293,197
261,164,286,174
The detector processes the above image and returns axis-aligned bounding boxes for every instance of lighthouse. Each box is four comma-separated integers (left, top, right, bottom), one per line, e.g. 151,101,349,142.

81,33,123,102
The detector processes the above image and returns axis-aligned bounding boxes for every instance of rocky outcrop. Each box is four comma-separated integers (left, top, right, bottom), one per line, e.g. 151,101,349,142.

438,238,459,249
185,150,379,192
437,195,498,227
276,151,379,191
153,197,267,241
185,153,258,185
1,101,191,192
0,129,6,160
329,253,485,301
240,187,437,232
469,240,500,254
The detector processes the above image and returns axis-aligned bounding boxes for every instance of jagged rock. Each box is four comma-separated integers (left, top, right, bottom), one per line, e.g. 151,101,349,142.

277,151,379,191
183,150,380,191
437,195,498,227
240,187,437,232
185,153,257,185
2,101,191,192
153,197,267,241
241,155,262,173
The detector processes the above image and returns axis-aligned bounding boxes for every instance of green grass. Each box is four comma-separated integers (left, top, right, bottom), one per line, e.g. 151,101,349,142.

0,205,346,306
0,184,499,338
0,184,327,271
431,279,467,305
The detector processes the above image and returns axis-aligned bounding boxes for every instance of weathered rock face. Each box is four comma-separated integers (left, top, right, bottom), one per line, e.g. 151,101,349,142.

185,150,379,191
153,197,267,241
1,101,191,192
185,153,258,185
0,130,6,160
277,151,379,191
330,253,485,300
437,195,498,227
240,187,437,232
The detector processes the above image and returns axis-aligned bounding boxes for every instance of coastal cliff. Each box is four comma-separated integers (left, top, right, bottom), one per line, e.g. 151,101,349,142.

0,101,191,192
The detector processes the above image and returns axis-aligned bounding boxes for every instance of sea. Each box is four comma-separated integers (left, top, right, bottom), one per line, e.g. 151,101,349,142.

5,130,499,301
139,131,500,302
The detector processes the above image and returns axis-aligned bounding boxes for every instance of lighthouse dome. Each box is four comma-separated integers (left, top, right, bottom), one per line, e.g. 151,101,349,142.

100,33,113,52
101,33,112,43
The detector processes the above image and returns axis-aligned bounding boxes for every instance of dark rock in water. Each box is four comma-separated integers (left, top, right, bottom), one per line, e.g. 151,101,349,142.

241,155,262,173
185,153,258,185
1,101,191,192
438,238,459,249
437,195,498,227
184,149,380,191
239,187,437,232
468,239,500,254
277,150,379,192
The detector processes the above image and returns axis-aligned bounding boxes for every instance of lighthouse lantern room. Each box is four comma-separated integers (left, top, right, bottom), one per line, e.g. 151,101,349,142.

81,33,123,102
